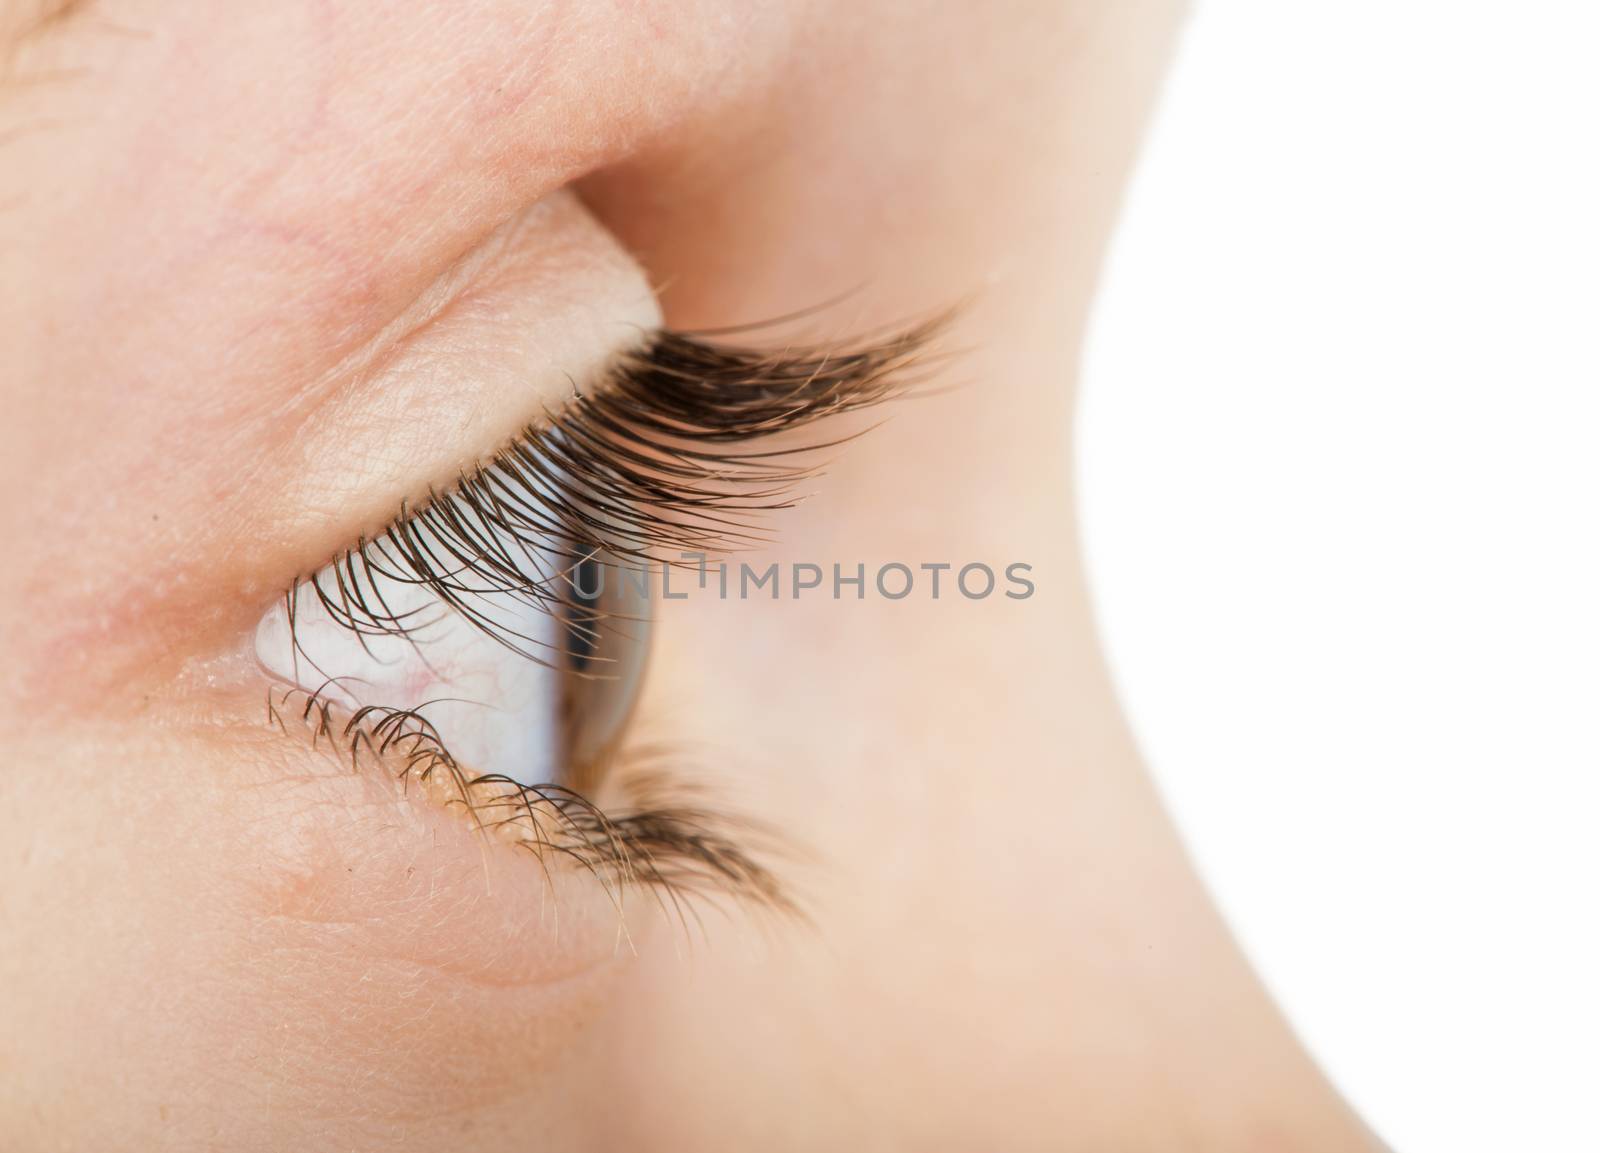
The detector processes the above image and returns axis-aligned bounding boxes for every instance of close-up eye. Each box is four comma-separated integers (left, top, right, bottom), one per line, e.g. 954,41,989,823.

251,322,933,900
6,2,1586,1151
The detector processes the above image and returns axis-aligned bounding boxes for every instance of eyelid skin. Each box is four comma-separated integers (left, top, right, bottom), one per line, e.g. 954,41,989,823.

264,189,664,600
15,189,661,710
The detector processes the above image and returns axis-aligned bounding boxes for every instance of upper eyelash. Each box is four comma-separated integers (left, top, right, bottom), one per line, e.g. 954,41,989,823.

293,319,947,663
271,316,946,907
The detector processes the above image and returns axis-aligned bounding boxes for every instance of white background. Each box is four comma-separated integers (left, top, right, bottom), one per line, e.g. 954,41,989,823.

1079,4,1600,1151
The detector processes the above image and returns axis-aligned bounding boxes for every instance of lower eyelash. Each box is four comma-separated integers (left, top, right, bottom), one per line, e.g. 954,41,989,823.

267,682,793,914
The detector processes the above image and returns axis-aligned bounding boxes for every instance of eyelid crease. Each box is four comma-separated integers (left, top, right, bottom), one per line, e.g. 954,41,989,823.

1,0,86,47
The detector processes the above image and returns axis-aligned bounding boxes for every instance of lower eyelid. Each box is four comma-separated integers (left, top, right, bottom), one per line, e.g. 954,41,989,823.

25,721,636,1135
238,752,628,990
251,677,793,919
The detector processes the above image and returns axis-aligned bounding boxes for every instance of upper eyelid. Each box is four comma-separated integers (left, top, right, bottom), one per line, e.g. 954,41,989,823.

290,319,949,661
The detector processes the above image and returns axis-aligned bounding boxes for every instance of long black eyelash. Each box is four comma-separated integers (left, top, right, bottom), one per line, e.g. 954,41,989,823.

298,318,947,661
276,317,945,905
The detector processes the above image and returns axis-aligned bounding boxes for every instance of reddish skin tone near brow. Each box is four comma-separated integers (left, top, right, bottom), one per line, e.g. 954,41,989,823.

0,2,1388,1150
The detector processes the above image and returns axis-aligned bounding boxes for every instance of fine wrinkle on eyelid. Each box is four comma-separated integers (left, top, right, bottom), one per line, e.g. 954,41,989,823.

118,719,649,1011
0,0,89,47
257,188,661,553
11,190,659,713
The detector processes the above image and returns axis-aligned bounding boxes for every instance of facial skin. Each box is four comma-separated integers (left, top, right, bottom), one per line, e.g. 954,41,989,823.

0,2,1386,1150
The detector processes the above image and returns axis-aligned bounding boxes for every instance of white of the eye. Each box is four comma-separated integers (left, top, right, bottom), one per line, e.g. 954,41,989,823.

254,550,564,788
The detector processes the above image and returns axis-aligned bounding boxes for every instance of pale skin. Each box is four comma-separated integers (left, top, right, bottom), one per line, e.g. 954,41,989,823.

0,2,1387,1149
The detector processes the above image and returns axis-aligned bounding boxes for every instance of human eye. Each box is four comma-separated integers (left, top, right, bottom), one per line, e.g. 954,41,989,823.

250,319,941,908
